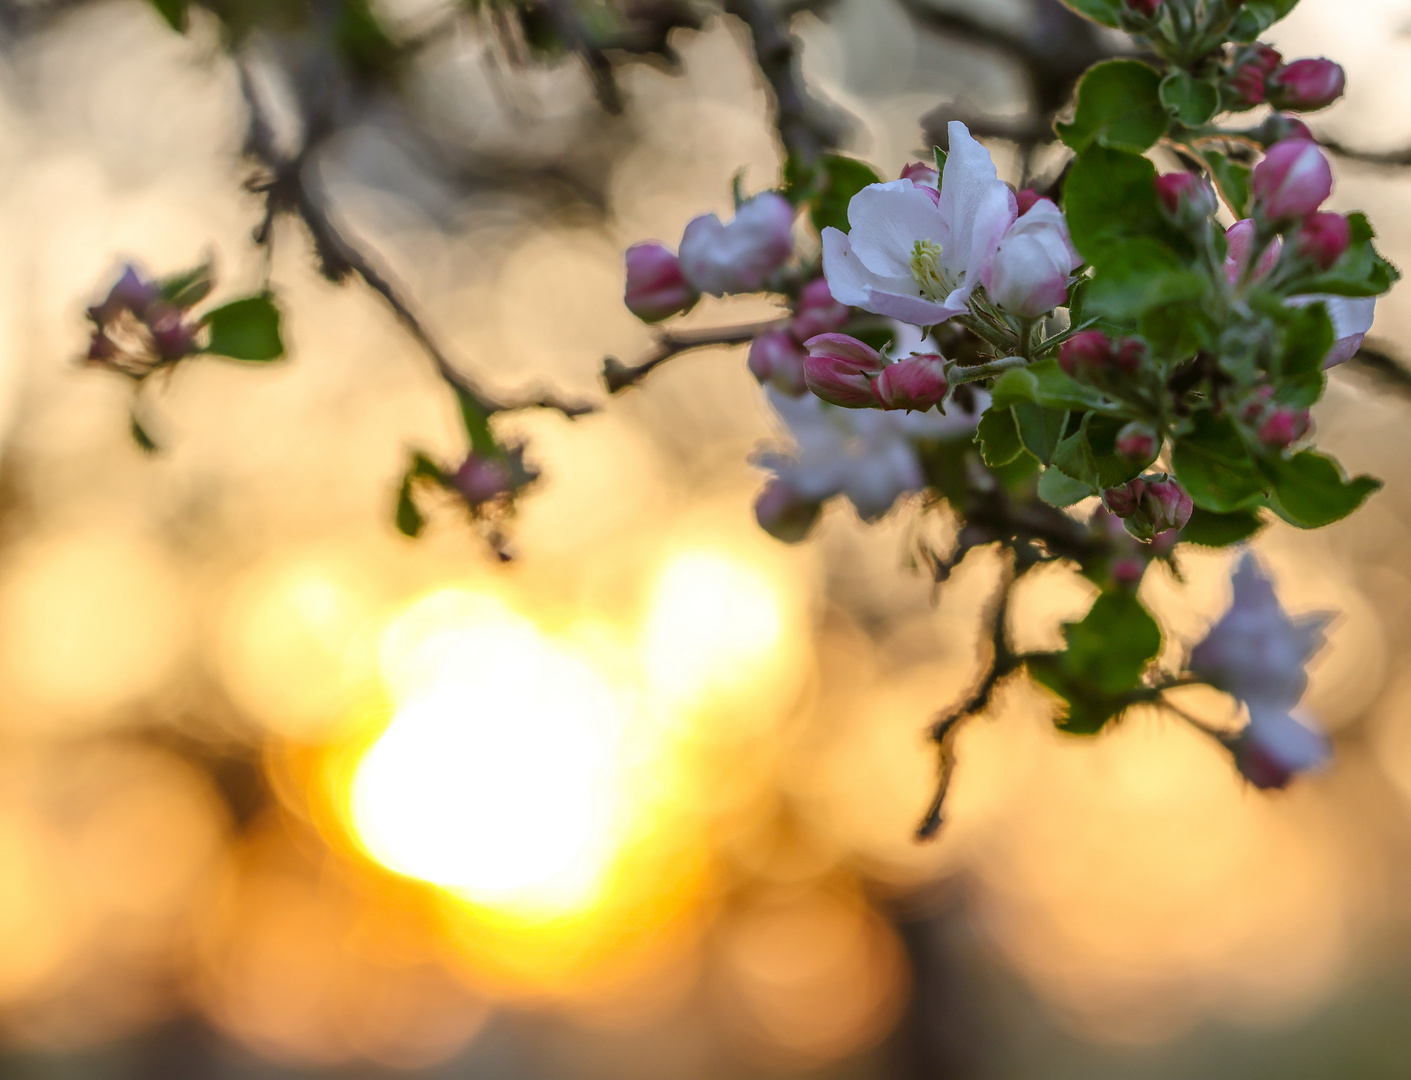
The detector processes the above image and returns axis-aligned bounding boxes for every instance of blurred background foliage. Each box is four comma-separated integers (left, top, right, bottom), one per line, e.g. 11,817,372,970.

0,0,1410,1077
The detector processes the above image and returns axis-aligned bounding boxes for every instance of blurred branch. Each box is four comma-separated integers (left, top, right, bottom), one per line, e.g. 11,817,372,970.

1347,339,1411,396
723,0,845,166
603,318,786,392
916,568,1016,840
1319,135,1411,168
540,0,625,111
238,60,594,421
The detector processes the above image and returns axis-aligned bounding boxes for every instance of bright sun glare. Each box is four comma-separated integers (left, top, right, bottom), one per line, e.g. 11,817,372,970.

347,549,790,925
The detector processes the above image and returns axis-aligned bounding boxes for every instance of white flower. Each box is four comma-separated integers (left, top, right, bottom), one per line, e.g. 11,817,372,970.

985,198,1082,319
1189,553,1333,786
678,193,794,296
754,385,983,521
821,121,1015,327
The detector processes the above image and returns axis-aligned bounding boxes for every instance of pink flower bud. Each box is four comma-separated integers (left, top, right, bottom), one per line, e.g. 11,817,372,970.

624,242,698,323
1225,219,1283,284
89,264,159,324
1115,421,1159,461
86,329,116,363
802,333,887,408
754,478,821,543
1269,58,1346,112
1240,385,1275,423
874,354,949,412
1014,187,1043,217
1249,43,1285,76
1261,114,1314,145
790,278,851,341
679,192,795,296
1257,406,1311,449
453,454,513,504
1059,331,1112,377
1155,172,1217,221
748,330,808,396
1113,337,1148,374
1142,476,1193,534
1103,478,1147,519
900,162,940,206
1252,139,1333,222
1125,0,1160,16
1295,211,1350,270
1112,556,1146,589
146,304,197,360
1228,64,1268,108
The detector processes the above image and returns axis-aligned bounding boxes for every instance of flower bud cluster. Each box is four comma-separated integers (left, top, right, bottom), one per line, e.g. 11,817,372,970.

1226,44,1344,113
747,278,853,397
1058,331,1146,382
802,334,949,413
1101,474,1193,542
85,265,203,379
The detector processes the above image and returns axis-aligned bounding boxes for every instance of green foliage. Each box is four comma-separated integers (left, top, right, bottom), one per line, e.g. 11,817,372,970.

1171,413,1267,512
1229,0,1303,42
1181,507,1266,547
1030,590,1162,734
149,0,189,32
1057,61,1168,154
1161,71,1221,127
1037,465,1094,507
1056,0,1124,29
1202,151,1251,218
975,406,1025,467
159,262,213,308
394,452,448,538
455,387,498,458
1260,451,1381,528
784,154,882,235
202,294,285,362
1013,403,1069,466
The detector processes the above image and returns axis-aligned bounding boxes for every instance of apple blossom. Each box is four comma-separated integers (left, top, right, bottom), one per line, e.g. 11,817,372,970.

1059,330,1113,377
821,121,1015,327
1256,406,1311,449
754,478,821,543
985,197,1081,318
748,330,808,396
678,192,794,296
1232,703,1331,789
1269,58,1346,112
624,242,698,322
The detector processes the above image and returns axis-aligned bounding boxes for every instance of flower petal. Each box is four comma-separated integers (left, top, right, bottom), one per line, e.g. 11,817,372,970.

845,180,947,278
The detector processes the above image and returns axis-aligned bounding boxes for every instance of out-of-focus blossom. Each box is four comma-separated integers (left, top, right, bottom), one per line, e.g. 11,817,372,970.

1256,406,1312,449
986,197,1081,318
1115,421,1159,461
899,162,940,206
624,242,698,322
678,192,794,296
1125,0,1161,17
802,333,887,408
452,454,513,504
748,330,808,396
1189,553,1333,787
1295,212,1351,270
1269,58,1346,112
790,278,851,341
821,121,1014,327
754,386,982,522
1059,330,1114,378
1226,220,1376,366
753,477,822,543
873,354,948,412
1154,172,1218,223
84,263,203,378
1252,139,1333,222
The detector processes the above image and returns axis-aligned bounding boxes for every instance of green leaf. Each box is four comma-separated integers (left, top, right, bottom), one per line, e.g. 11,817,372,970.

990,368,1039,408
1279,302,1335,378
1038,465,1095,507
1229,0,1300,41
812,155,882,234
1161,71,1221,127
454,388,499,457
976,406,1025,467
1064,146,1190,278
202,294,284,361
1202,151,1252,219
1052,417,1098,486
1180,507,1265,547
1056,0,1124,29
1028,358,1114,411
1013,403,1069,465
1140,301,1213,361
1260,450,1380,529
159,262,213,308
1087,239,1207,320
1293,213,1400,298
1057,60,1168,154
149,0,189,31
1061,590,1162,696
1172,413,1267,512
395,477,424,537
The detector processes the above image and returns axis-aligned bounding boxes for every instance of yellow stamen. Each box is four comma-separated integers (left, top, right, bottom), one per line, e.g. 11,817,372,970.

910,239,948,300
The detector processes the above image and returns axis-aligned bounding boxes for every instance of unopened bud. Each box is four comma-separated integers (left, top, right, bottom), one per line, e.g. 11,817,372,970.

874,354,949,412
1014,187,1043,216
1102,478,1147,519
748,330,808,396
900,162,940,205
1269,58,1346,112
1257,406,1311,449
1116,421,1159,462
453,454,513,504
790,278,851,341
1252,139,1333,222
90,264,159,325
1155,172,1218,223
1112,556,1146,589
1258,113,1314,146
802,333,887,408
1059,330,1112,378
624,242,698,323
1113,337,1148,374
147,305,196,360
754,479,821,543
1141,475,1194,534
1295,211,1350,270
1125,0,1161,16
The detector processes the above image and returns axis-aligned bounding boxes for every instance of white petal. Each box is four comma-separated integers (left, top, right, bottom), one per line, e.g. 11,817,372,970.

1246,703,1331,773
846,181,947,278
938,122,1015,282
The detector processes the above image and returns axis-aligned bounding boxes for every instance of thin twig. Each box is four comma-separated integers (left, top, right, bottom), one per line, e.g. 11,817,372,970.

916,568,1016,840
237,57,593,421
1319,136,1411,169
1345,339,1411,397
603,318,787,393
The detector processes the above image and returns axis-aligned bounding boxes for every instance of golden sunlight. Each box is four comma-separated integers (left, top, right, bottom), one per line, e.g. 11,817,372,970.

350,593,626,917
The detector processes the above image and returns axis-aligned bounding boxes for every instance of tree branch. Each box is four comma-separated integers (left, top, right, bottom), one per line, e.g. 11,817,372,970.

1346,339,1411,397
1319,136,1411,169
602,318,786,393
